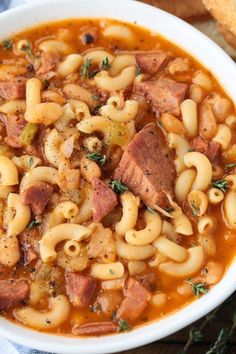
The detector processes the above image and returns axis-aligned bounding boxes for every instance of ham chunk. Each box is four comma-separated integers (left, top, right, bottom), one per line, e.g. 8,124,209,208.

0,279,29,311
0,81,25,100
72,322,117,336
116,277,151,322
92,178,118,222
114,123,175,208
134,77,187,116
21,182,53,214
192,136,221,163
0,113,27,148
95,290,123,316
37,52,59,75
65,272,97,308
88,224,116,263
136,51,169,75
19,229,39,265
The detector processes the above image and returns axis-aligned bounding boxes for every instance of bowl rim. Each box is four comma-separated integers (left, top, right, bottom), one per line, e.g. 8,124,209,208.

0,0,236,353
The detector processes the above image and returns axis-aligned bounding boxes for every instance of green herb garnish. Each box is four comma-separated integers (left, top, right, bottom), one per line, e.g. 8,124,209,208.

27,219,41,230
225,163,236,172
212,179,229,193
109,269,115,275
190,201,200,217
92,94,100,101
147,206,157,214
2,39,13,50
109,178,128,195
80,58,93,79
20,40,34,59
118,319,131,332
136,67,142,76
186,279,207,297
28,156,34,168
86,152,107,166
101,57,111,70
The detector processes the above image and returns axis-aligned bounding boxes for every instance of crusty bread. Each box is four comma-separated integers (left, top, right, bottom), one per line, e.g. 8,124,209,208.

202,0,236,48
140,0,208,19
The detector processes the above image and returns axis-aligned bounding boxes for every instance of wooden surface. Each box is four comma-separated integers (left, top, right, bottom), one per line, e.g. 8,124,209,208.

119,292,236,353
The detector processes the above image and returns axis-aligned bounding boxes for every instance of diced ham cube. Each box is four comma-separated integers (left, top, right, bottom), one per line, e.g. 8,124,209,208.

0,279,29,311
192,136,221,163
65,272,97,308
95,290,123,316
116,278,151,322
114,123,175,209
92,178,118,222
37,52,59,75
136,51,170,75
21,182,53,214
0,113,27,148
134,77,187,116
0,81,25,100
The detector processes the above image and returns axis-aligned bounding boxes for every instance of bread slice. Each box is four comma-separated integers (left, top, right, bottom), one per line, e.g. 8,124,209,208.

140,0,208,19
202,0,236,48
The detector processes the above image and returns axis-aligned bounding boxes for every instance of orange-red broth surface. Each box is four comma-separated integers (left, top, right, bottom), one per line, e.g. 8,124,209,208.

0,18,235,336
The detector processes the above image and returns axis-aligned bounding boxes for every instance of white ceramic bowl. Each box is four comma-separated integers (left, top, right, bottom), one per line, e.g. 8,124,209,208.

1,0,236,353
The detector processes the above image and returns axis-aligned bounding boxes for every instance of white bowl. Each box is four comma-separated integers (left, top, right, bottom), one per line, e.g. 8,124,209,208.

1,0,236,353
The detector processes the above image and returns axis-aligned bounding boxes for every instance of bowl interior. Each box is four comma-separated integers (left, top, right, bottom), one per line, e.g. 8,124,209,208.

0,1,236,353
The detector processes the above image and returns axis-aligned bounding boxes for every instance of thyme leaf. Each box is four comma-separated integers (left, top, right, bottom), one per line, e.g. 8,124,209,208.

109,178,128,195
86,152,107,166
27,219,41,230
224,163,236,172
118,319,131,332
147,206,157,214
101,57,111,70
186,279,207,297
80,58,93,79
212,179,229,193
2,39,13,50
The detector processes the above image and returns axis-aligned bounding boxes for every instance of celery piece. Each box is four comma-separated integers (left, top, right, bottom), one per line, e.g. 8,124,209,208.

19,122,38,145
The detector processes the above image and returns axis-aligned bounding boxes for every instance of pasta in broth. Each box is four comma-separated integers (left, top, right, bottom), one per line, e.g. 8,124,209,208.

0,18,235,337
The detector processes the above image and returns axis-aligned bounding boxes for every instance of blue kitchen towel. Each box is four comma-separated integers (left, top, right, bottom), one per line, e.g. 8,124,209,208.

0,336,53,354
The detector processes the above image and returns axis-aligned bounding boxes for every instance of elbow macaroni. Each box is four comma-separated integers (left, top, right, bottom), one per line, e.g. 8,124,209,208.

40,223,92,263
115,192,140,235
125,211,162,246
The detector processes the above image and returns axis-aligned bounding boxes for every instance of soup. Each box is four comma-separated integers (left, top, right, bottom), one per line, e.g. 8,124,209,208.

0,18,235,336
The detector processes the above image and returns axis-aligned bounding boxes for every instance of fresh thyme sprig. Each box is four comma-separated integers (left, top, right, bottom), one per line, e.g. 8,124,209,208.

179,306,220,354
101,57,111,70
118,319,131,332
27,219,41,230
186,279,208,297
86,152,107,166
80,58,94,79
2,39,13,50
206,312,236,354
147,206,157,214
212,179,229,193
109,178,128,195
225,163,236,173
